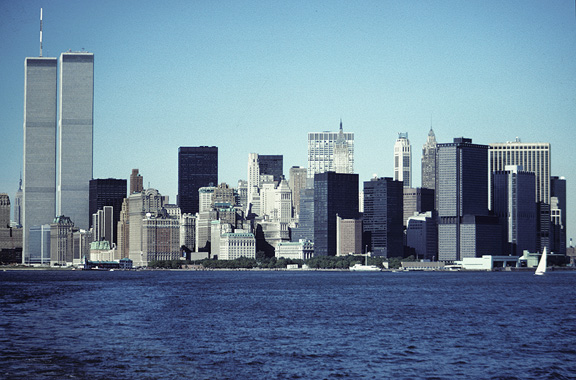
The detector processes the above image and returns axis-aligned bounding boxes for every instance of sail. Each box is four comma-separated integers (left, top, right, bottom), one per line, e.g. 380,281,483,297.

535,247,547,275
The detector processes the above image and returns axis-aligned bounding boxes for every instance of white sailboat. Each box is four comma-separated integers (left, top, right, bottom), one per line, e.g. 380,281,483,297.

535,247,547,276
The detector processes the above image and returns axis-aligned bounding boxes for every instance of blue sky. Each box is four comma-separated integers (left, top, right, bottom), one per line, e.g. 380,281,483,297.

1,1,575,244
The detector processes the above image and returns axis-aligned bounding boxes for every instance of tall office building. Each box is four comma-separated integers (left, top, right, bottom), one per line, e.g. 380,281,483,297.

363,177,404,258
492,166,537,256
258,155,283,182
550,176,566,254
130,169,143,194
403,187,435,226
394,132,411,188
178,147,218,215
489,140,551,208
0,195,10,228
291,188,315,242
437,138,500,261
313,172,358,256
307,123,354,179
289,166,307,216
14,178,23,228
333,121,352,174
421,128,437,190
89,178,127,244
22,56,57,262
57,52,94,231
406,211,438,261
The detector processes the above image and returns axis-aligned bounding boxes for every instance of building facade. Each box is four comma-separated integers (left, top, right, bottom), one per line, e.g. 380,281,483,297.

492,166,537,256
307,123,354,179
289,166,307,216
394,132,411,188
437,138,499,261
22,56,57,262
14,178,23,228
489,140,550,207
57,52,94,231
421,128,437,190
336,216,363,256
363,177,404,258
141,216,181,263
314,172,359,256
89,178,127,244
276,240,314,260
333,121,352,174
550,176,566,254
406,211,438,261
178,146,218,215
130,169,143,195
219,232,256,260
403,187,435,226
258,155,283,182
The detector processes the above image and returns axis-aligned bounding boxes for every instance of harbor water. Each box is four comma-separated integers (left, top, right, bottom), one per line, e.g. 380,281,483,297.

1,270,575,379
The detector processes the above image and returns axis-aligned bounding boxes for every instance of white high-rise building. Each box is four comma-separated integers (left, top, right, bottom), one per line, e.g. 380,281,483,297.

57,52,94,230
333,121,352,174
198,186,216,213
273,179,293,223
488,140,551,209
394,132,411,188
307,122,354,179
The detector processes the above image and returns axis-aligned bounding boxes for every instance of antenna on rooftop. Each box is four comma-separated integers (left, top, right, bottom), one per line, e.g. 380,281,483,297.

39,8,43,57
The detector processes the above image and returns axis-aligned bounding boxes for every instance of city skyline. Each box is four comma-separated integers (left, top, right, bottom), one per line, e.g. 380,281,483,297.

0,1,575,242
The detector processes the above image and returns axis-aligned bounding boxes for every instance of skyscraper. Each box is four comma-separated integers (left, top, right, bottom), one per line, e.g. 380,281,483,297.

333,121,352,174
89,178,127,244
394,132,411,188
313,172,358,256
22,56,57,262
363,177,404,258
421,128,437,190
178,146,218,215
403,187,435,226
258,155,283,182
57,52,94,231
14,177,23,228
307,123,354,179
0,194,10,228
288,166,307,216
492,166,537,256
550,176,566,254
489,140,551,208
437,138,500,260
130,169,143,194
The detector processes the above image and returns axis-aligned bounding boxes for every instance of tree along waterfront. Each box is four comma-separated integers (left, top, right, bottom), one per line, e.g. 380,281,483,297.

148,254,416,270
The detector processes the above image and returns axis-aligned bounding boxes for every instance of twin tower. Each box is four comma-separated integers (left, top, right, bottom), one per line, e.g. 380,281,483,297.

22,52,94,260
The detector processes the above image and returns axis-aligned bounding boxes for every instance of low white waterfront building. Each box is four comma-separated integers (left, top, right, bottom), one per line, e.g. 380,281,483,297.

219,232,256,260
275,239,314,260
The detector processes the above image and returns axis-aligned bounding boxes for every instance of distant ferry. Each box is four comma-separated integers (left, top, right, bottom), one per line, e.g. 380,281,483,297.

349,263,381,272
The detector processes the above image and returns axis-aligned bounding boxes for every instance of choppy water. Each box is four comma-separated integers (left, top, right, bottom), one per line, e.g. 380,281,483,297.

1,270,575,379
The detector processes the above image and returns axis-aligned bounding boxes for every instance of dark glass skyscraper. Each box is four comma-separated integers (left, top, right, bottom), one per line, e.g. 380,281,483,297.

89,178,127,244
437,138,500,260
292,188,314,242
313,172,358,256
178,147,218,215
363,177,404,258
258,155,283,182
492,166,537,256
550,176,566,254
